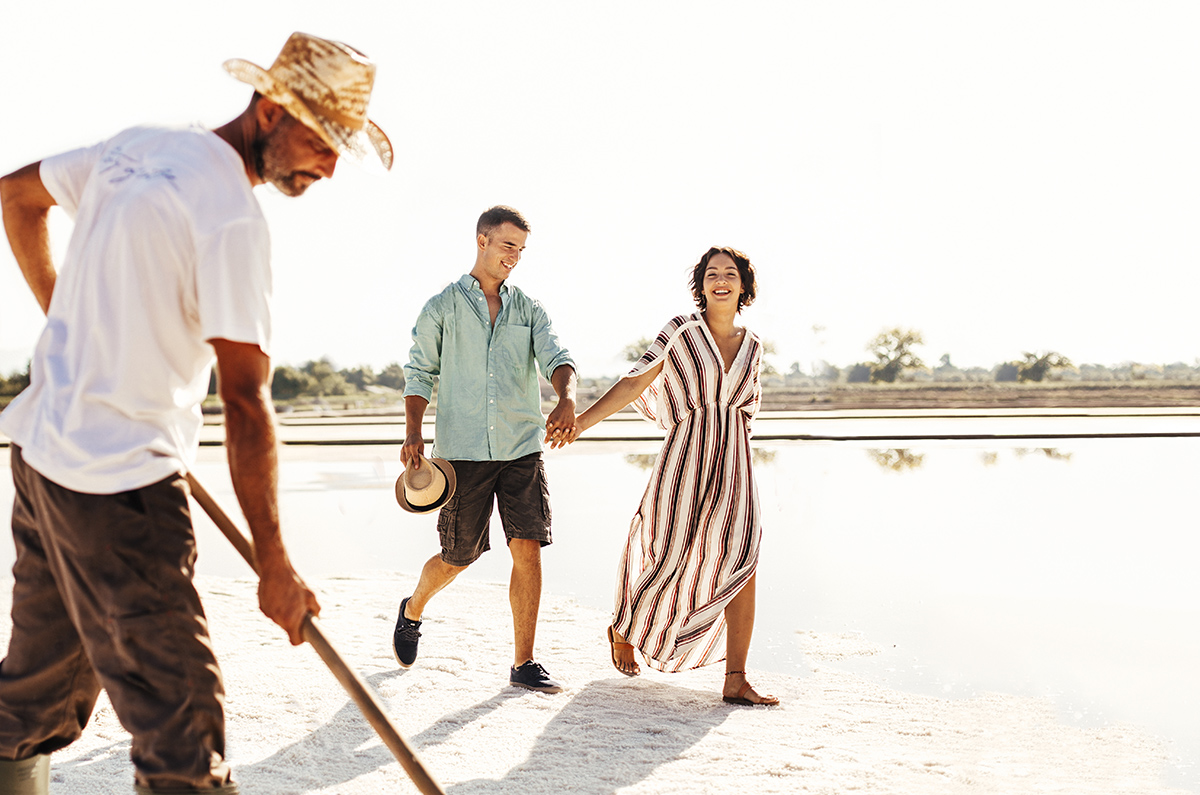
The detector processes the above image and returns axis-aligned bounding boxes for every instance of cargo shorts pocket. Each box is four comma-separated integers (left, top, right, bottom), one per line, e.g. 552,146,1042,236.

436,499,458,555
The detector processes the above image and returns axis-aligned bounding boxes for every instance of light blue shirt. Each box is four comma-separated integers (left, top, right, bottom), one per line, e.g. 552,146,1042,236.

404,274,575,461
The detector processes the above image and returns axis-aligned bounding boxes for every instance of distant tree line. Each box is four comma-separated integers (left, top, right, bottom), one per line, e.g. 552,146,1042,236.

5,325,1200,408
0,363,30,400
263,359,407,400
776,327,1200,386
1,359,407,407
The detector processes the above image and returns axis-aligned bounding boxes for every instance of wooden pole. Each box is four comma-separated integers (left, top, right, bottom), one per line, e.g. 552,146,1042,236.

185,473,445,795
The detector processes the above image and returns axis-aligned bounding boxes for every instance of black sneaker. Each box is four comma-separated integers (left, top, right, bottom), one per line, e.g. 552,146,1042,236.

392,597,421,669
509,660,563,693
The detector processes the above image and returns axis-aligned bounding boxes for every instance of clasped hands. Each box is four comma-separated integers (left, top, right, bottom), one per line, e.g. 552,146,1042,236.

544,401,580,449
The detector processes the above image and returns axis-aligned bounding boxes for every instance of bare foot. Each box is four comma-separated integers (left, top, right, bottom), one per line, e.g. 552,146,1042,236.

607,626,641,676
722,671,779,706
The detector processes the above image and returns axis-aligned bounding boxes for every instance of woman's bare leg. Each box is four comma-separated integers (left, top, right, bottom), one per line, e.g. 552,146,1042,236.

722,573,777,704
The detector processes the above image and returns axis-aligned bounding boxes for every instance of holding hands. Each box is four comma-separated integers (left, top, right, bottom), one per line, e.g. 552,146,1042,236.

550,361,664,450
544,364,580,449
544,399,579,448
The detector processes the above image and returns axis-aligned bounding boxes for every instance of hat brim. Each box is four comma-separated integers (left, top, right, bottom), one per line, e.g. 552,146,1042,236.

395,457,457,514
223,58,393,172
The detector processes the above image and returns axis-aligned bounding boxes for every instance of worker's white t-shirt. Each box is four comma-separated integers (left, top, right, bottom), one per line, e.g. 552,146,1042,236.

0,125,271,494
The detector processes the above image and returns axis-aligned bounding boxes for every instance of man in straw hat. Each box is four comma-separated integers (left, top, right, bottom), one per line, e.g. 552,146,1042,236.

0,32,390,795
396,205,577,694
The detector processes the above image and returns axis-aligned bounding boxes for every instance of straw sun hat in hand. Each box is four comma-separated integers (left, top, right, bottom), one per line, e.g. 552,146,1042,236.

395,455,457,514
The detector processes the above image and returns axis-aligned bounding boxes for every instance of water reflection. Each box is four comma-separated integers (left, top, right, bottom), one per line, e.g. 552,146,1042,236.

1014,447,1073,462
624,448,777,471
983,448,1072,466
864,448,1074,470
867,448,925,472
753,449,777,466
624,453,656,471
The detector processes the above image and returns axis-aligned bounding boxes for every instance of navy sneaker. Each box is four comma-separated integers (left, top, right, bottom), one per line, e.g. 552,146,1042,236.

509,660,563,693
392,597,422,669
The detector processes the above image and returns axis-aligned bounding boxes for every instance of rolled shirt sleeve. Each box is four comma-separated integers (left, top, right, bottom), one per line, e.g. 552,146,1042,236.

531,300,574,379
403,297,444,402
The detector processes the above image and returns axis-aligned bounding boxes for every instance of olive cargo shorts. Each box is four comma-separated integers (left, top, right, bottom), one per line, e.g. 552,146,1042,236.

437,452,552,567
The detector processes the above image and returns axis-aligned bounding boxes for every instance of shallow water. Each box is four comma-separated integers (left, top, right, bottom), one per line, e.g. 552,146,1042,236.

1,417,1198,789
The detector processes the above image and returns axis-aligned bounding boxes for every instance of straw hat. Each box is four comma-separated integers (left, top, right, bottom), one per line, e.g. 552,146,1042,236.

224,32,393,171
395,455,457,514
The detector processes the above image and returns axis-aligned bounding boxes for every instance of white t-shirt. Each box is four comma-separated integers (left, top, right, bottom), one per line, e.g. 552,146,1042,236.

0,125,271,494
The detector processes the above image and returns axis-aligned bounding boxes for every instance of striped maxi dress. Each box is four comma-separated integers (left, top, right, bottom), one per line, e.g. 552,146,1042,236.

614,312,763,673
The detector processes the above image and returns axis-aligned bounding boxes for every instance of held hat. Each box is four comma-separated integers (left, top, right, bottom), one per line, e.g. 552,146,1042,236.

224,31,393,171
395,455,457,514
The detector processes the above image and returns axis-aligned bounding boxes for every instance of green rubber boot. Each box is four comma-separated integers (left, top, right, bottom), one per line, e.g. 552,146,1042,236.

0,755,50,795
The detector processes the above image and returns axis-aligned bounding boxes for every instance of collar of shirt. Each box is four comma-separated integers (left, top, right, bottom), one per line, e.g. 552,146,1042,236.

456,274,508,330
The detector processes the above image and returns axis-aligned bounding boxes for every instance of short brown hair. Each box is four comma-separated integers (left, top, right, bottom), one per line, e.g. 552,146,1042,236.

476,205,530,237
690,246,757,311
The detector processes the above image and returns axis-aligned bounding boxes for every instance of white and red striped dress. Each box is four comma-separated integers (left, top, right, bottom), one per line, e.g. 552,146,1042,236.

615,312,763,672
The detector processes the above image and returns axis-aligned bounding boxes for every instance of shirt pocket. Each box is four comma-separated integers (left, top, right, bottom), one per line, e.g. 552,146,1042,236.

495,324,533,380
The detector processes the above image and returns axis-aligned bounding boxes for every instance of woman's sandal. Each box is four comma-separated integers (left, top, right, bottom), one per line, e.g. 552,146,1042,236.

722,671,779,706
607,626,640,677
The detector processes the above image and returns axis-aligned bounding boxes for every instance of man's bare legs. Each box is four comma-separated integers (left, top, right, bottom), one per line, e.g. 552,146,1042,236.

405,554,466,620
403,540,544,670
509,539,542,667
723,573,777,704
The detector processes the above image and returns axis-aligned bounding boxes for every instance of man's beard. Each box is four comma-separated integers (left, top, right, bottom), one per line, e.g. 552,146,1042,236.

252,121,317,197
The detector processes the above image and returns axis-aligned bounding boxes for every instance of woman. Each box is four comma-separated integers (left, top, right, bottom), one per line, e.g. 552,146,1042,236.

569,246,777,706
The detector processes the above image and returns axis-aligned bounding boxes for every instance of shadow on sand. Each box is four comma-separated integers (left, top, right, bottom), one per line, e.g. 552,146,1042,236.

238,671,731,793
45,672,731,793
430,678,732,794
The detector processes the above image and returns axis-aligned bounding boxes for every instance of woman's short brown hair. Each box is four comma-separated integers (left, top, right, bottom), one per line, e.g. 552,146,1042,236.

690,246,757,311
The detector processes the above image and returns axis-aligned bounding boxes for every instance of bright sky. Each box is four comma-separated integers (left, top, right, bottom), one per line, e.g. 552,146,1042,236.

2,1,1198,378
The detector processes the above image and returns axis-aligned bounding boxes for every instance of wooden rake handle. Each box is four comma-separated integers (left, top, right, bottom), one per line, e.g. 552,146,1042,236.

185,473,445,795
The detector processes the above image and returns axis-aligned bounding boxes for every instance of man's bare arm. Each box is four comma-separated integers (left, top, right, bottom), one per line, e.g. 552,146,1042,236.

0,162,58,314
401,394,429,468
544,364,578,449
211,338,319,644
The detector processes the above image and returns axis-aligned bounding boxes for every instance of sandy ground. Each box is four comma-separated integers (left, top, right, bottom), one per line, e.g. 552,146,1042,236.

1,573,1187,795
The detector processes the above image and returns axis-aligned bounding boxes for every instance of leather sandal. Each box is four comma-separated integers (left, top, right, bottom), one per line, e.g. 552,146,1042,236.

722,671,779,706
607,625,640,677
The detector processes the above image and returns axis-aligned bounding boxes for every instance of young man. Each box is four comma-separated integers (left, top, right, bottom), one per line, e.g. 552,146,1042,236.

397,206,577,693
0,33,391,795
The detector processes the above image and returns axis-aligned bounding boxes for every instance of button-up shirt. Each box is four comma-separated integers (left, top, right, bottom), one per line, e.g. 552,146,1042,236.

404,274,575,461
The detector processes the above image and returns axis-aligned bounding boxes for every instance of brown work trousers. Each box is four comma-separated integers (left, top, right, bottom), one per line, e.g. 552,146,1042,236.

0,446,232,791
